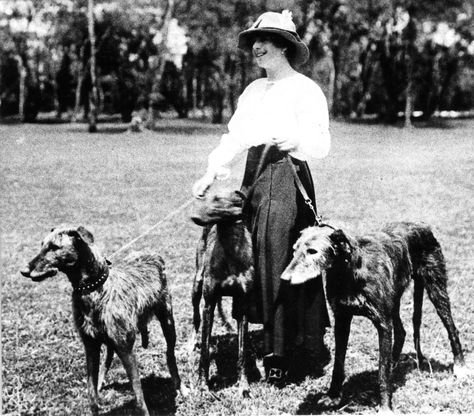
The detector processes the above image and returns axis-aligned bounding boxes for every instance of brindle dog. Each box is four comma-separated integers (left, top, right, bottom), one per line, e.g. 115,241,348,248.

21,226,185,416
191,189,254,397
281,222,466,411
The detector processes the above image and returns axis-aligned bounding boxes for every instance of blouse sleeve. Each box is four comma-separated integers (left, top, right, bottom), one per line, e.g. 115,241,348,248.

294,84,331,159
206,81,268,178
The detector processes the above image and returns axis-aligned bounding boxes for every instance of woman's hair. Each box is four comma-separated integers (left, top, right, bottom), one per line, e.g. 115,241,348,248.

251,33,296,65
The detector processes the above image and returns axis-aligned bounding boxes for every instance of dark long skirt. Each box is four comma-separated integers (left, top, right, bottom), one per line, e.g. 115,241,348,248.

241,144,330,357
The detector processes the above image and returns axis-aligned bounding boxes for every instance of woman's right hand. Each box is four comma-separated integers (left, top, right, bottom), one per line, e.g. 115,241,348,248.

192,172,216,199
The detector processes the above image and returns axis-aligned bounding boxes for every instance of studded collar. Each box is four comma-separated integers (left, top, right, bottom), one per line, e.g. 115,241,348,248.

73,266,109,295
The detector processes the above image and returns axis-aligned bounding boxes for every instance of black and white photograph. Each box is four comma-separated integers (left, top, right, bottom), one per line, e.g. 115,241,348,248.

1,0,473,415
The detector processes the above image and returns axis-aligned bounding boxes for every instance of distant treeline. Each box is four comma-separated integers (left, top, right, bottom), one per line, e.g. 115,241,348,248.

1,0,473,127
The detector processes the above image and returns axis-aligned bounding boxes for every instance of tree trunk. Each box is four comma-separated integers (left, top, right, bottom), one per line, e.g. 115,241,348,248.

378,38,399,123
404,48,414,128
87,0,98,132
403,16,417,128
147,0,175,128
14,55,26,120
326,53,336,115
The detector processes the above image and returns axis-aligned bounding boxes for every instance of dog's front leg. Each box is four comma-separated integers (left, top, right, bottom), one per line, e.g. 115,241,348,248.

237,314,250,397
83,338,101,416
376,321,393,411
198,300,216,391
319,311,352,408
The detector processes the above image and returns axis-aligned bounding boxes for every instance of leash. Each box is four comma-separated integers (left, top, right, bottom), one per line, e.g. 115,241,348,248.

285,155,323,226
108,197,194,260
249,143,323,227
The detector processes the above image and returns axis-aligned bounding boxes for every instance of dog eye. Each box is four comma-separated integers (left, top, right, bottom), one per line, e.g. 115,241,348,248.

307,248,318,255
49,244,60,251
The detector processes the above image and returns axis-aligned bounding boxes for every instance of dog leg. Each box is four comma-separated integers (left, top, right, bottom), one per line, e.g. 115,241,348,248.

376,321,393,411
115,342,149,416
392,297,406,364
98,344,114,391
198,300,216,391
138,320,149,349
191,274,203,351
83,338,101,416
218,299,235,333
237,314,250,397
424,278,465,373
319,312,352,407
413,277,425,365
156,302,186,396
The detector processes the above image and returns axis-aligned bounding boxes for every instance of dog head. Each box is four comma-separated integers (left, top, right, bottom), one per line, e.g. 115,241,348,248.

191,189,246,226
281,226,354,285
20,226,99,282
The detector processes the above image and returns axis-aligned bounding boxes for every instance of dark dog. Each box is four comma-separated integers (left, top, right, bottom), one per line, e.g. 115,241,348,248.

191,189,254,396
281,222,466,411
20,226,185,416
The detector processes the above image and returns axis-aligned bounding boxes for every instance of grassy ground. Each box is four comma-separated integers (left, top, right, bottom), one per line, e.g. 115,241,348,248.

1,118,473,415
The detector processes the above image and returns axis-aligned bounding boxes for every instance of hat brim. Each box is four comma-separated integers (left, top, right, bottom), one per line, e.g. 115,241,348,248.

238,28,309,65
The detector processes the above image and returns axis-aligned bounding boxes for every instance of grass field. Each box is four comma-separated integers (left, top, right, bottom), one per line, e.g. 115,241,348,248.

2,118,473,415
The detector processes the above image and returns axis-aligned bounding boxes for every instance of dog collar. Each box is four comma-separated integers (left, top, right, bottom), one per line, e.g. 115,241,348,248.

73,268,109,295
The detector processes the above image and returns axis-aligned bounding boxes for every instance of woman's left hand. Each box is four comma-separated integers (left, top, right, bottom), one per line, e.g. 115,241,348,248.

272,137,297,152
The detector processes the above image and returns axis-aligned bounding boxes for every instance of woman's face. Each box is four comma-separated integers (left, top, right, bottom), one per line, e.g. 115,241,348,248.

252,35,286,69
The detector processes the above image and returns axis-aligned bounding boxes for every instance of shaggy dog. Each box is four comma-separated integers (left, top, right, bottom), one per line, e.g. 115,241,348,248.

21,226,185,416
281,222,466,411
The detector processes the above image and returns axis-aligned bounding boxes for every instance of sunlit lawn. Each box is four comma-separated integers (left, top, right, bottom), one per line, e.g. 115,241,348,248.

2,117,473,415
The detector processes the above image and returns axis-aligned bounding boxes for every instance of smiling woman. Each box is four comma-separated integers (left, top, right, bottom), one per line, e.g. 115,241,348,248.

192,10,331,386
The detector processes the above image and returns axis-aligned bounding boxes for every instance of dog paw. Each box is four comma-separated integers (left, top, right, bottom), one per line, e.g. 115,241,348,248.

453,364,473,379
377,407,395,415
238,383,250,398
317,394,341,408
174,383,188,398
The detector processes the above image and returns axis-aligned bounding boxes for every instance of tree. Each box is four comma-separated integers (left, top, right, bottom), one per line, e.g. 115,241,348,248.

87,0,98,132
0,0,55,121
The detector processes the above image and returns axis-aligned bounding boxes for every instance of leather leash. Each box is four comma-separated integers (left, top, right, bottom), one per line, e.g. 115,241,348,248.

250,143,323,226
285,155,322,226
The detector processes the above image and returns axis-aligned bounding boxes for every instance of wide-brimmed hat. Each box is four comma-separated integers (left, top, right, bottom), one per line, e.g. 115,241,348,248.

238,10,309,65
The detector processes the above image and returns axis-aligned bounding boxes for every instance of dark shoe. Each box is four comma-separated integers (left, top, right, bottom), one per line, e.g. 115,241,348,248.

267,367,286,387
264,354,288,387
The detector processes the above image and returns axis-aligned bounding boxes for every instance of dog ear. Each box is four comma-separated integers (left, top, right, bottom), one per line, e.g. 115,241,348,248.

75,226,95,245
330,229,353,259
234,190,247,201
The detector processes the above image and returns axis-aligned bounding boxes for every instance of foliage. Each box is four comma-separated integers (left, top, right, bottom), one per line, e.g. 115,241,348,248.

301,0,474,120
0,0,473,122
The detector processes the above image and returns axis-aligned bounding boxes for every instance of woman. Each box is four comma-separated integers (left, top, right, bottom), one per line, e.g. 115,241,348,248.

192,10,331,385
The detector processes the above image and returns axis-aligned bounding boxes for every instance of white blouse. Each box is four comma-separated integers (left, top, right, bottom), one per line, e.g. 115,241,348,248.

206,73,330,178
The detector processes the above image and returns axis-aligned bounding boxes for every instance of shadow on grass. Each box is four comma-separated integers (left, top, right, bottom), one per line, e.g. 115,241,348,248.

65,123,222,135
205,328,330,391
207,329,264,391
345,116,458,129
149,124,223,136
296,353,452,414
102,374,177,416
67,125,129,134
